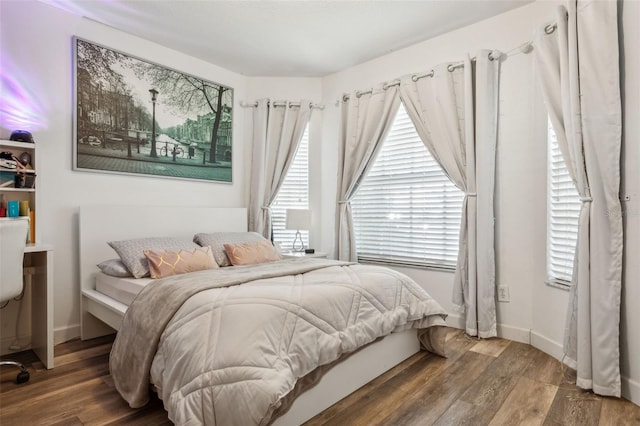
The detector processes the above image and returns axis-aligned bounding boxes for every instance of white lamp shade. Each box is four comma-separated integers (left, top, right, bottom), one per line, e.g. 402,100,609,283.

286,209,311,230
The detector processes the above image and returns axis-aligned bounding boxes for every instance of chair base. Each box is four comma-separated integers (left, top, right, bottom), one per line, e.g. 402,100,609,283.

0,360,30,384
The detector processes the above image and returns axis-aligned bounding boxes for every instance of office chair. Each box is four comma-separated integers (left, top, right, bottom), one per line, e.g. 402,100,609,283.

0,218,30,384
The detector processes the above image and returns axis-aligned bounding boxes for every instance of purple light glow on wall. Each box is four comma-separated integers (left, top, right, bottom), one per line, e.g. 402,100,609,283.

0,68,48,132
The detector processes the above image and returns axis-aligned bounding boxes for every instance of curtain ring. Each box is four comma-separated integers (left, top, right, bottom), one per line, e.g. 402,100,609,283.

488,50,502,61
356,89,373,98
545,23,557,34
342,94,349,102
411,74,419,82
447,64,455,72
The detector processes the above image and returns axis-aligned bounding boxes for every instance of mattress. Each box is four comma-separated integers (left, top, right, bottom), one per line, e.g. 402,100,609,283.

94,272,154,306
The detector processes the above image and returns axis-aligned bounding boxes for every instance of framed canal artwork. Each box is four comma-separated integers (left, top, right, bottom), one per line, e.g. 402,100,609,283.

73,37,233,183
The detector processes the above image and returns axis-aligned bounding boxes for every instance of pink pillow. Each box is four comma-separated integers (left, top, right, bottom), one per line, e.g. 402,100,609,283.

223,240,281,266
144,246,217,279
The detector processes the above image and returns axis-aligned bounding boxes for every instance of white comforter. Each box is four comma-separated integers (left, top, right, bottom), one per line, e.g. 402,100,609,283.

110,259,447,425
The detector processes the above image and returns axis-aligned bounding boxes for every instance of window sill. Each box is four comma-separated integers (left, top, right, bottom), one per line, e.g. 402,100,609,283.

545,279,571,291
357,257,455,273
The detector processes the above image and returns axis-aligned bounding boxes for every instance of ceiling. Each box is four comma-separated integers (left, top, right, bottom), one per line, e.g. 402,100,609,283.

42,0,533,77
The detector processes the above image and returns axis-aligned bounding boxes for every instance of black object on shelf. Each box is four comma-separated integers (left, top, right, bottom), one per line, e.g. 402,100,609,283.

305,248,315,254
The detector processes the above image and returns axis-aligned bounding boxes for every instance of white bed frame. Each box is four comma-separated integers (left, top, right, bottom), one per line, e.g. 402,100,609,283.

79,205,420,425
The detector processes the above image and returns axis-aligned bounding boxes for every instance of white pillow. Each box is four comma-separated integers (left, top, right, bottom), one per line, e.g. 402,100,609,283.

108,237,199,278
97,258,132,278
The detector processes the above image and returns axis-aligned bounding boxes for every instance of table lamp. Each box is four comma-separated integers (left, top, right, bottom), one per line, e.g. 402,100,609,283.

285,209,310,252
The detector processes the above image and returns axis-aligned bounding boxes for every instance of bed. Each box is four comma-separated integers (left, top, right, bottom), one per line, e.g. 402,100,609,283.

79,205,448,425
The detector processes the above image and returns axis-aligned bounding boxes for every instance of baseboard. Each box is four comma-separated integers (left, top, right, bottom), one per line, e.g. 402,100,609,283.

530,331,564,362
54,324,81,345
497,323,530,344
445,314,530,344
622,375,640,407
4,326,81,354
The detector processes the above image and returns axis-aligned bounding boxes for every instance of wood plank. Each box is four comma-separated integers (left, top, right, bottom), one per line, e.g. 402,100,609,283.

305,327,479,426
48,416,84,426
0,354,110,405
432,399,481,426
378,350,495,426
521,345,565,387
0,377,110,424
304,351,447,426
469,337,511,358
466,342,538,385
54,342,113,368
489,376,558,426
435,341,542,425
598,395,640,426
543,386,602,426
77,387,160,425
53,335,115,357
446,327,465,342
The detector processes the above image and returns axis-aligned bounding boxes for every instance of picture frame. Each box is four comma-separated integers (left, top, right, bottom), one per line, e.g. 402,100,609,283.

73,36,233,183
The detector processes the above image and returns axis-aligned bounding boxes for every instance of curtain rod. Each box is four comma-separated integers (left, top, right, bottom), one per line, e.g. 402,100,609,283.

341,40,541,103
240,100,324,110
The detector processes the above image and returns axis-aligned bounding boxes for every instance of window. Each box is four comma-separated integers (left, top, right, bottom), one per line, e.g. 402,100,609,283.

547,120,581,285
271,125,309,251
351,104,464,268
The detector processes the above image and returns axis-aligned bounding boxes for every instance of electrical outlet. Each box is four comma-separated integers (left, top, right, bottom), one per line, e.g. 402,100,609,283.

497,285,510,302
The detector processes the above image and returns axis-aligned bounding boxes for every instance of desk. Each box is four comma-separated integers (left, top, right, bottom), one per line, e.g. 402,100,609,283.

24,243,54,369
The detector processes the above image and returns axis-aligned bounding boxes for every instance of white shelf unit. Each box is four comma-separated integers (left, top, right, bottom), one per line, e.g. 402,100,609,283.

0,138,37,241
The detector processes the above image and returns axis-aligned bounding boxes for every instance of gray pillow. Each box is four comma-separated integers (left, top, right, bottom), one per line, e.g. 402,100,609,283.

108,237,199,278
193,232,266,267
97,258,133,278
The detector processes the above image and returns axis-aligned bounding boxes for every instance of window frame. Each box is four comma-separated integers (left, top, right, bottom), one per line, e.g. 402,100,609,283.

546,119,581,289
350,103,464,271
270,125,310,252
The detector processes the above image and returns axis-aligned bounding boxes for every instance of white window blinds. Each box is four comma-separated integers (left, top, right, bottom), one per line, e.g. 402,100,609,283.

547,121,581,285
351,104,464,268
271,125,309,251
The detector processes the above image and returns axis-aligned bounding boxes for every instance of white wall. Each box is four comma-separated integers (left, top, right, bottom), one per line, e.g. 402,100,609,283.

317,0,639,405
0,1,248,343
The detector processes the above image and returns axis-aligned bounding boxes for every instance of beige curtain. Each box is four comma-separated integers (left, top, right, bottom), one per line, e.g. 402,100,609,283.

534,0,623,397
399,51,500,338
335,86,400,261
248,99,312,240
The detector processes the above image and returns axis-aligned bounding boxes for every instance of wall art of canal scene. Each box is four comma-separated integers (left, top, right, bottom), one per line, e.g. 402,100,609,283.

73,37,233,183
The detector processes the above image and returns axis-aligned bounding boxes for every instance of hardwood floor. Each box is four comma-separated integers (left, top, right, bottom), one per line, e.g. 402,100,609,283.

1,328,638,425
